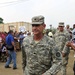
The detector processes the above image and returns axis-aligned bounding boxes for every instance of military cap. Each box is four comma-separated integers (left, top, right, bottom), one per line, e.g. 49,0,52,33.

31,15,44,25
58,22,64,26
66,24,69,27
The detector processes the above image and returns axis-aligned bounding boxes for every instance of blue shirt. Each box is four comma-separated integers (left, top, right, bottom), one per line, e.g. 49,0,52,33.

6,34,14,46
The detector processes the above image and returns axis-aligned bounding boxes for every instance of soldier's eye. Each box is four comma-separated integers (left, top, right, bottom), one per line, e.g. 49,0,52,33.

32,24,40,27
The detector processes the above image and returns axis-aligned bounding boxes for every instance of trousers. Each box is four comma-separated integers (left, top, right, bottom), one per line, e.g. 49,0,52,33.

5,50,17,68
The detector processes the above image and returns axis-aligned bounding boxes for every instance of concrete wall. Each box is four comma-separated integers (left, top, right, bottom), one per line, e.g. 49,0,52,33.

0,21,32,32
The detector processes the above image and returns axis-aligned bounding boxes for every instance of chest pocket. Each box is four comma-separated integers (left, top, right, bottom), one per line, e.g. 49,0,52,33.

37,44,51,57
25,44,33,55
37,44,52,65
56,34,66,42
25,44,51,55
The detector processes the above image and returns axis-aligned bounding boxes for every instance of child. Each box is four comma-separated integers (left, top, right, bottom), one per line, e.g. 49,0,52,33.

1,44,7,62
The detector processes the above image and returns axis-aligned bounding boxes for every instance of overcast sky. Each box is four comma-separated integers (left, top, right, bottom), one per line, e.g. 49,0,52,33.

0,0,75,29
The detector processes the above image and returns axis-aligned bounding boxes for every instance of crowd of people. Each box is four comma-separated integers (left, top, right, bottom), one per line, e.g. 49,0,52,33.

0,30,31,63
0,15,75,75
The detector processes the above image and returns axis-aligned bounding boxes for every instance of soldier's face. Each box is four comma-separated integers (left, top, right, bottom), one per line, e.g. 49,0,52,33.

66,26,69,29
59,26,64,32
32,24,46,35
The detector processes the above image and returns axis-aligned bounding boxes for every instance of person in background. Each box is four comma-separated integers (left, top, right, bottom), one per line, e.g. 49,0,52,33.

48,32,53,38
5,30,17,70
23,31,27,37
19,32,25,48
72,24,75,40
65,25,72,39
1,44,7,62
70,24,75,57
27,32,31,36
53,22,70,75
66,25,71,33
66,24,75,75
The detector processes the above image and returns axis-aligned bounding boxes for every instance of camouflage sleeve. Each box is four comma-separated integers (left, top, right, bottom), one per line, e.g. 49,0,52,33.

62,32,70,54
43,38,62,75
43,62,62,75
21,40,26,72
62,43,70,54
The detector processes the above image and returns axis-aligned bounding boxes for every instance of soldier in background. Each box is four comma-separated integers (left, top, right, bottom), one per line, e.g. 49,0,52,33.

21,15,63,75
53,22,70,75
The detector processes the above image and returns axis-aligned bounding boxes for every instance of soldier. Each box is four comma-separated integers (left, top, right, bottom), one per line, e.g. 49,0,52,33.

22,15,63,75
53,22,70,75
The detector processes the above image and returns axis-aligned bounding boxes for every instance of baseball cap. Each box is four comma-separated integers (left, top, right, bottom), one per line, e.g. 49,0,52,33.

58,22,64,26
31,15,44,25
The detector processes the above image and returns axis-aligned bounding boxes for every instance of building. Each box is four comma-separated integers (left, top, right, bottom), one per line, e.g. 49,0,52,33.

0,21,32,32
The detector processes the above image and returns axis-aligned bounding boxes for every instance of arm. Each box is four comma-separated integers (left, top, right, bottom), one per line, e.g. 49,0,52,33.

62,32,70,57
66,41,75,50
62,42,70,57
42,62,62,75
70,43,75,50
11,41,16,51
10,36,16,51
43,38,62,75
21,40,26,72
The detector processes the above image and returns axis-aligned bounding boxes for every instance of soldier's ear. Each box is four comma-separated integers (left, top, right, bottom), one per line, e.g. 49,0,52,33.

43,24,46,28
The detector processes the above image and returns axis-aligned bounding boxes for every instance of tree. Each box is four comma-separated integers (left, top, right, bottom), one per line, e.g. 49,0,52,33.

0,17,4,24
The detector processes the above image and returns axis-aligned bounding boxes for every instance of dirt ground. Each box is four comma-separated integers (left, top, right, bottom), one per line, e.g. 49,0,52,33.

0,50,75,75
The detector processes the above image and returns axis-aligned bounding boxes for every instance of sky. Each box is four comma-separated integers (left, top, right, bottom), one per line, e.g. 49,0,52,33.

0,0,75,29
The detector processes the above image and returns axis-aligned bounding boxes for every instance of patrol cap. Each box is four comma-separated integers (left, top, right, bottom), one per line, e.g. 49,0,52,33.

31,15,44,25
66,24,69,27
58,22,64,26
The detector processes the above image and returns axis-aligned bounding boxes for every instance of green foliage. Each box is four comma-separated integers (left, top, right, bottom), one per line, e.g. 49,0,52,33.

70,28,73,30
0,17,4,24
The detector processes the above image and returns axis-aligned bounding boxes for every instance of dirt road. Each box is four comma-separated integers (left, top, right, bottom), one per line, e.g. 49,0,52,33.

0,50,74,75
0,51,23,75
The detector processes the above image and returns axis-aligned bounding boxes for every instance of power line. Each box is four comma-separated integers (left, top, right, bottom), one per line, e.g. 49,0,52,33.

0,0,28,4
0,0,30,7
0,0,18,4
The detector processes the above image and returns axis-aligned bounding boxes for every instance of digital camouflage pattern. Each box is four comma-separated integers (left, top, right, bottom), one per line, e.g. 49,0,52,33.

53,30,70,57
22,35,62,75
53,29,70,75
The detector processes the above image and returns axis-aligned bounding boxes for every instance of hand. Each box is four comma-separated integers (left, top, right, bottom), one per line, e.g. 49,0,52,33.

62,52,66,57
66,42,71,47
6,50,9,57
6,50,8,54
14,47,16,51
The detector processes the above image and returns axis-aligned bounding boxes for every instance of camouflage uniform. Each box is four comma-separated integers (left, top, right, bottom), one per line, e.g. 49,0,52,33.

22,35,62,75
53,29,70,75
